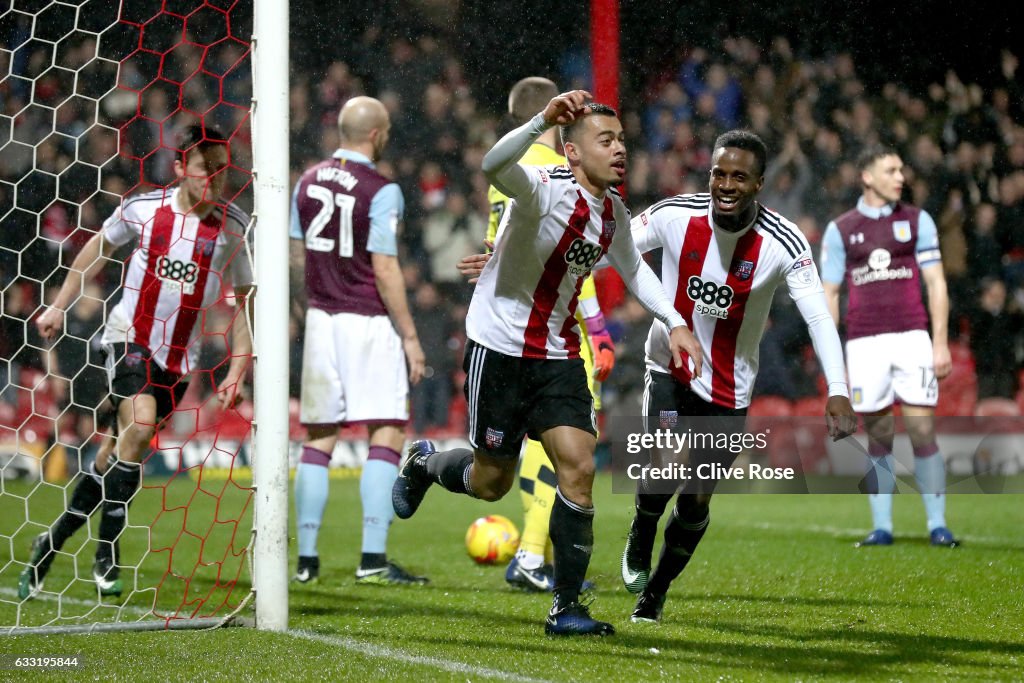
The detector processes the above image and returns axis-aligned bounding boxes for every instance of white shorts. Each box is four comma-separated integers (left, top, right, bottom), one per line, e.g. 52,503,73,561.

299,309,409,425
846,330,938,412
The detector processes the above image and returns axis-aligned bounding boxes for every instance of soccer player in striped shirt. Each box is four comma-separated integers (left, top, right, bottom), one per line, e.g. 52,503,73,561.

394,90,700,636
21,125,252,600
487,77,609,594
617,131,858,623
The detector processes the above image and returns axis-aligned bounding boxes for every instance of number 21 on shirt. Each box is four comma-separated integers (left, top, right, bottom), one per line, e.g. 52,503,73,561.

305,184,356,257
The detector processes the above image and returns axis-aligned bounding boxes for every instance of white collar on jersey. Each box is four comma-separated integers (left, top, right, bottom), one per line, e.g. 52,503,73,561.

332,148,375,168
856,196,895,219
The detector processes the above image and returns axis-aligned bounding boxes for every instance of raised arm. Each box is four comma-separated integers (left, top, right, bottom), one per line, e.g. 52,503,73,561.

482,89,592,198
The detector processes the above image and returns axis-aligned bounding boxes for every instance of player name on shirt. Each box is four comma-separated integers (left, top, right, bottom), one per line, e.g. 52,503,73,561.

315,165,359,191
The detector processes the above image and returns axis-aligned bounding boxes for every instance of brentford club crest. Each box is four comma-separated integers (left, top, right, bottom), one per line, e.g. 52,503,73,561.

732,259,754,281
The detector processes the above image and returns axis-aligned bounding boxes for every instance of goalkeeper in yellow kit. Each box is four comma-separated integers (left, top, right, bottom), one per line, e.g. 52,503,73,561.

486,77,613,591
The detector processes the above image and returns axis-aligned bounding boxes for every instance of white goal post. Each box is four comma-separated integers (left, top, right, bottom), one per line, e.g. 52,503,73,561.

251,0,291,633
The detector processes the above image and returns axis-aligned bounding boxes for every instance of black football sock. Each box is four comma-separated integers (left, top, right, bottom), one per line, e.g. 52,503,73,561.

50,461,104,550
634,476,674,538
647,495,709,596
96,460,142,566
424,448,476,496
549,488,594,606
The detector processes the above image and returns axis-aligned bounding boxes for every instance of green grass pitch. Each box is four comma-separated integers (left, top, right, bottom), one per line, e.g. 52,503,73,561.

1,473,1022,681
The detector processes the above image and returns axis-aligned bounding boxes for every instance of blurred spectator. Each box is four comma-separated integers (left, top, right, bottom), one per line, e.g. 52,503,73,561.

760,132,811,220
969,278,1024,400
679,48,743,129
421,190,482,302
410,282,455,434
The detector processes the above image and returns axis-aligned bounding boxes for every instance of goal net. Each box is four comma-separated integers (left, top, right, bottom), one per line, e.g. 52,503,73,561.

0,0,271,633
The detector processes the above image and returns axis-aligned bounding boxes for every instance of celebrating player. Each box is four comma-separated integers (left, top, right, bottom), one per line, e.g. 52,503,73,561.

487,77,609,593
21,125,252,600
821,146,957,548
290,96,427,586
393,90,700,636
618,130,857,624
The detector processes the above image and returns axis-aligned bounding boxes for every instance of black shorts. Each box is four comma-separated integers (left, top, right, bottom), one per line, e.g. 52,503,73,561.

103,343,188,429
463,340,596,458
643,369,748,493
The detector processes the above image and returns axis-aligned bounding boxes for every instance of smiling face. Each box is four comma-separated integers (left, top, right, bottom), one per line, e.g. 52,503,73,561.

564,114,627,195
708,146,763,232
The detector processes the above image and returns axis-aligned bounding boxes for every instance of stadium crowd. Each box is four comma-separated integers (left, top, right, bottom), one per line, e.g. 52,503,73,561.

2,14,1023,451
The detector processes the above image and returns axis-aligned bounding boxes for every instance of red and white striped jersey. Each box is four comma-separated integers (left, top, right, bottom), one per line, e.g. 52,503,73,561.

99,188,253,375
632,194,823,409
467,166,634,359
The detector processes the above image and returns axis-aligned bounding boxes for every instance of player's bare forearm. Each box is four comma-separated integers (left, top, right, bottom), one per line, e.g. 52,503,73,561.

922,266,950,346
217,285,253,409
372,253,425,385
921,264,952,378
36,231,115,340
228,285,254,371
56,232,111,310
372,253,417,341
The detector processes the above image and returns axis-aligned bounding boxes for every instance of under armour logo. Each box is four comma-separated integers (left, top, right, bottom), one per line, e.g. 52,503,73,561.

687,250,701,261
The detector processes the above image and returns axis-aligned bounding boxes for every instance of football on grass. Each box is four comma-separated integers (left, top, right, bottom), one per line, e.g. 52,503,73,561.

465,515,520,565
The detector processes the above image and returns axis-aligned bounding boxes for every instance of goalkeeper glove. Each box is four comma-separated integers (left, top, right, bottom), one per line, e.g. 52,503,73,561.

584,313,615,382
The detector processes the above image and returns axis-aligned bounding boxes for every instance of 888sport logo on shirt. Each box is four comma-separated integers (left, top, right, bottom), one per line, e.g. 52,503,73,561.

563,238,603,277
156,255,199,295
687,275,734,319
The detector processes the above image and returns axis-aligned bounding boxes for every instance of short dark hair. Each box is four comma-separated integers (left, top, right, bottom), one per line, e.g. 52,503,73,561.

509,77,559,123
856,145,900,172
559,102,617,147
713,130,768,176
177,124,228,161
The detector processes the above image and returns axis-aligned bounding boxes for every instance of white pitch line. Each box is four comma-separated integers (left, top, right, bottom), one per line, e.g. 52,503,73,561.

287,629,554,683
